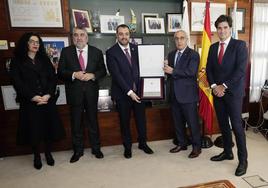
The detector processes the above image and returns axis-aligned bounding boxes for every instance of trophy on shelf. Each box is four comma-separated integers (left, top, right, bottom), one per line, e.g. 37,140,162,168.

129,9,137,33
91,10,100,32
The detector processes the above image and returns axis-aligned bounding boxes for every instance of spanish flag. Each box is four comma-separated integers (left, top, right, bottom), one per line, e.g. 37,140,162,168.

198,0,214,134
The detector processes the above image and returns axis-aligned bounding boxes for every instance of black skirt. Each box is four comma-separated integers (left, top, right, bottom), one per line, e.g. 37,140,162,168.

16,99,65,146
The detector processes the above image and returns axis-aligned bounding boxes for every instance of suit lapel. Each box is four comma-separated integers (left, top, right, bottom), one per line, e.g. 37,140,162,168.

175,47,190,68
221,38,234,65
72,46,83,70
116,43,132,69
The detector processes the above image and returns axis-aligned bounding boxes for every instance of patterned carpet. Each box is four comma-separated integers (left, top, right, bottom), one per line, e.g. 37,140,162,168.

179,180,236,188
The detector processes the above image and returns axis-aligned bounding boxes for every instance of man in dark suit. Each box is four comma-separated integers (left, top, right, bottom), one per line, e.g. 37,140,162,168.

106,24,153,159
206,15,248,176
163,30,201,158
58,27,107,163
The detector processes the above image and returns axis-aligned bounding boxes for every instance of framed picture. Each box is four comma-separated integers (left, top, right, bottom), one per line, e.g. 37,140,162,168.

145,18,165,34
72,9,93,33
166,13,182,33
100,15,125,33
41,37,69,68
141,13,159,33
130,37,143,45
191,2,226,32
1,85,20,110
228,8,246,33
7,0,63,28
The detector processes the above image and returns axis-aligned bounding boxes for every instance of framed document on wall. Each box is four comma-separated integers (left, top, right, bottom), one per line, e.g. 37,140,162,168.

7,0,63,28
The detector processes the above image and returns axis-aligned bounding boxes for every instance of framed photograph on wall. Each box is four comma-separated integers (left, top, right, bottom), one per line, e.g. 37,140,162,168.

141,13,159,33
145,18,165,34
41,37,69,69
1,85,19,110
100,15,125,33
7,0,63,28
72,9,93,33
166,13,182,33
130,37,143,45
228,8,246,33
191,2,226,32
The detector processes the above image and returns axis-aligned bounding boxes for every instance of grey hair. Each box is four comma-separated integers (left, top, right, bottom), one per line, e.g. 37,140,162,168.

174,29,188,39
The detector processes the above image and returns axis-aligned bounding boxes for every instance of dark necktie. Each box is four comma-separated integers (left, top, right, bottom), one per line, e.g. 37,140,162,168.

124,48,132,65
124,48,136,91
218,42,225,64
79,50,85,71
175,51,182,66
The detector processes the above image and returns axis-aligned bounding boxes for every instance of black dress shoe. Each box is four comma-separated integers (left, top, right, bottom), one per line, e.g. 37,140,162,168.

210,152,234,161
124,149,132,159
235,161,248,176
92,150,104,159
169,146,187,153
70,152,83,163
188,149,201,158
33,154,42,170
45,152,55,166
138,144,154,154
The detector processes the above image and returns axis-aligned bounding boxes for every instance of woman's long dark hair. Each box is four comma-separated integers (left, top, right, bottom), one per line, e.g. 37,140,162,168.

13,32,50,62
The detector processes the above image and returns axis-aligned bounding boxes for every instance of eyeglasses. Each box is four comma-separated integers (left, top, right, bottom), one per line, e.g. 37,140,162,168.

28,39,40,45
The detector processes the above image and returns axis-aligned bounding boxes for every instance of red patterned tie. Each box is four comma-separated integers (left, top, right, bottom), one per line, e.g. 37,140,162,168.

124,48,132,66
79,50,85,71
218,42,225,64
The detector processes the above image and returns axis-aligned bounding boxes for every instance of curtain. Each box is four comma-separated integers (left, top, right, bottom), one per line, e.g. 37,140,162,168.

250,3,268,102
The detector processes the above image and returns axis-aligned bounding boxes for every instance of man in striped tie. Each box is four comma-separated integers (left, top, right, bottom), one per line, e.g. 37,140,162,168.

106,24,154,159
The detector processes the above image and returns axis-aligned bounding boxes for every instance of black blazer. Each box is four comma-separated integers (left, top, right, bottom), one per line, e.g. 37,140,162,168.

10,56,56,102
206,38,248,97
58,45,107,105
167,47,200,103
106,43,140,100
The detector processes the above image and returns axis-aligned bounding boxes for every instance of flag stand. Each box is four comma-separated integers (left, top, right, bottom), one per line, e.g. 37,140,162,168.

201,121,213,148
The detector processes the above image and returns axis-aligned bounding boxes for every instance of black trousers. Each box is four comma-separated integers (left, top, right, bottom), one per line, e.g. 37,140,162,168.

70,92,101,153
115,98,147,150
171,99,201,150
214,95,248,162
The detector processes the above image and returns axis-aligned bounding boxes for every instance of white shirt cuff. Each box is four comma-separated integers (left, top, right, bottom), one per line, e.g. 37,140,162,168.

72,72,75,81
223,83,228,88
127,90,134,96
211,84,217,89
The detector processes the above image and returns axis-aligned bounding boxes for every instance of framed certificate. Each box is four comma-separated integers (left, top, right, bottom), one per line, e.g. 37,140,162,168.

138,45,165,77
140,77,164,100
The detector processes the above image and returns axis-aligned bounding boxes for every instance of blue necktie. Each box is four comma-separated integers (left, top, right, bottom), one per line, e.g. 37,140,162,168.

175,52,182,67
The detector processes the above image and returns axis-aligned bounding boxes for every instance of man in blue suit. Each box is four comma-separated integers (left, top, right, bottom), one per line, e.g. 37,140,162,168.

106,24,153,159
163,30,201,158
206,15,248,176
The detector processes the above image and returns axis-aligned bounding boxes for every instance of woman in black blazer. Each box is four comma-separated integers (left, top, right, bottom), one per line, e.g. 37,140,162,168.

10,33,65,170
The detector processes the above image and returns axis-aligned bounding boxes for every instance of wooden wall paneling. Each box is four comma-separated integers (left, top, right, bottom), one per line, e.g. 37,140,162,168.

0,0,253,157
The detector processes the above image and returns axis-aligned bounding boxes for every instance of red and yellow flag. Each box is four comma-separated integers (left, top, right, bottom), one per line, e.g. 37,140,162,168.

198,0,214,134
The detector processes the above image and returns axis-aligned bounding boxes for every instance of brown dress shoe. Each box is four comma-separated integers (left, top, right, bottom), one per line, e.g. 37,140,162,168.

188,149,201,158
169,146,187,153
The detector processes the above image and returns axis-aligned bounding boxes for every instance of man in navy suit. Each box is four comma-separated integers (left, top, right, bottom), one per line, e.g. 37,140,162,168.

206,15,248,176
163,30,201,158
106,24,153,159
58,27,107,163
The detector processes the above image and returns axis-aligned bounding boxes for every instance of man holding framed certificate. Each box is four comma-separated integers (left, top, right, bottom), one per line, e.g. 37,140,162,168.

106,24,154,159
163,30,201,158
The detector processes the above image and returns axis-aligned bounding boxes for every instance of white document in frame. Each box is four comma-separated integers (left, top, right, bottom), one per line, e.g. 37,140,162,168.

143,78,161,97
138,45,165,77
